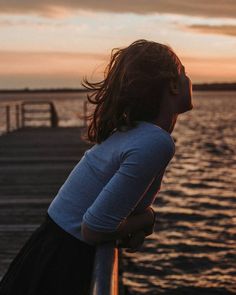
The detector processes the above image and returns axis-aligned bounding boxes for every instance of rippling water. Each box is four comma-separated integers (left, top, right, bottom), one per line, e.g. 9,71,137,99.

0,91,235,294
122,91,236,294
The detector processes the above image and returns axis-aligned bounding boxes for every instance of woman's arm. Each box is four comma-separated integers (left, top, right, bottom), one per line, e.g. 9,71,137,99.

81,206,155,245
81,134,173,246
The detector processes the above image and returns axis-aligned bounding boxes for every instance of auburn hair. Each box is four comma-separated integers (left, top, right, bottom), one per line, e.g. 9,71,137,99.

80,39,182,144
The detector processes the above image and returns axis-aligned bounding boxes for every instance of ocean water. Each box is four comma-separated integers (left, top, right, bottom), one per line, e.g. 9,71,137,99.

0,91,235,294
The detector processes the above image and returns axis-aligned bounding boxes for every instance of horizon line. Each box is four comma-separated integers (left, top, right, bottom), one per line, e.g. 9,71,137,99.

1,82,236,92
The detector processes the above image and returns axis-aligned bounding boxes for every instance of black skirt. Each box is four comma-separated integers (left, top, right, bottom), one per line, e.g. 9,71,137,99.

0,213,96,295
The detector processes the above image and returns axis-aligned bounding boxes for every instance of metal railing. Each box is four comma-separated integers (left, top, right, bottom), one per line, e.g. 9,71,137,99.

90,242,125,295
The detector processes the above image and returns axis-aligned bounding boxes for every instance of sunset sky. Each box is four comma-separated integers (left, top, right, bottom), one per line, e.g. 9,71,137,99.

0,1,236,89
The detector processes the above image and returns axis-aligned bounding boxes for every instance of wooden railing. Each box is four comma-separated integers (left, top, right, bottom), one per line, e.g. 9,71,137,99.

21,101,59,128
2,104,21,133
0,101,59,134
0,100,90,136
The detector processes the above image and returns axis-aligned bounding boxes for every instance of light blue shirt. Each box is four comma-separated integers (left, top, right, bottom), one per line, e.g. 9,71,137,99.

47,121,175,244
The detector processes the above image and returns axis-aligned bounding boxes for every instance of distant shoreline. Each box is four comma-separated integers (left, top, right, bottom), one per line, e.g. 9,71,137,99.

193,83,236,91
0,83,236,93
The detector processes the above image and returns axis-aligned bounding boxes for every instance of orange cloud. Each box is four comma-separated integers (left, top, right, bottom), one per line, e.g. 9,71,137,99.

0,0,235,18
186,24,236,37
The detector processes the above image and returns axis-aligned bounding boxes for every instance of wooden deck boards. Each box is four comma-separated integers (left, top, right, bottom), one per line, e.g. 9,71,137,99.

0,127,93,278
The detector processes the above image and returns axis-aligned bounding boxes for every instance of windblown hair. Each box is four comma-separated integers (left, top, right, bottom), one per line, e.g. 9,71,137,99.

80,39,182,144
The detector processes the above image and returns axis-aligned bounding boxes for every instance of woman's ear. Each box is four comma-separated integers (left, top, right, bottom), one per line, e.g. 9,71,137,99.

169,79,179,95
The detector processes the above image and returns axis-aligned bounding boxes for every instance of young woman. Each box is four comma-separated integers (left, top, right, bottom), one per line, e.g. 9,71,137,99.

0,39,193,294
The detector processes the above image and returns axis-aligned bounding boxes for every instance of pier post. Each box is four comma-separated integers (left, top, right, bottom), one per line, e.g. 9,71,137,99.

83,100,87,127
15,104,20,129
6,105,10,133
50,103,59,127
21,103,25,128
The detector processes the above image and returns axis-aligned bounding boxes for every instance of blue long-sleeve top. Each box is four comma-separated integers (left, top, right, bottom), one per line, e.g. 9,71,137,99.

47,120,175,244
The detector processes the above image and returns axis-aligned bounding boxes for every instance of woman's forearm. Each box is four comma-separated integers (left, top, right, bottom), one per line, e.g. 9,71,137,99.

82,207,155,245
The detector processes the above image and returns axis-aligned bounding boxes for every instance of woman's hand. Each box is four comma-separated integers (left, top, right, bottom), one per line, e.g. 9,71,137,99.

116,206,156,252
117,230,146,252
143,206,156,235
117,225,154,252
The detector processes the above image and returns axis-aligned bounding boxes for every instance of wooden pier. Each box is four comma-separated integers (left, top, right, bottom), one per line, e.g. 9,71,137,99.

0,126,126,295
0,126,93,278
0,99,125,294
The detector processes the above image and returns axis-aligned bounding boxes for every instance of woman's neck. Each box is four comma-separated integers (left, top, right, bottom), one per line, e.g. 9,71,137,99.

150,112,178,134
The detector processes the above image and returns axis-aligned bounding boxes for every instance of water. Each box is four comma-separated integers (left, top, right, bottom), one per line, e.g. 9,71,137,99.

122,91,236,294
0,91,235,293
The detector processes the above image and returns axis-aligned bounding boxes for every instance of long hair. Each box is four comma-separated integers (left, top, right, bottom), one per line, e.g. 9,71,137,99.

80,39,182,144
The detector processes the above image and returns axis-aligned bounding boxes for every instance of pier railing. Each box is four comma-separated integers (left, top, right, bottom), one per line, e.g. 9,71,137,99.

1,104,21,133
21,101,59,128
0,100,89,135
90,242,124,295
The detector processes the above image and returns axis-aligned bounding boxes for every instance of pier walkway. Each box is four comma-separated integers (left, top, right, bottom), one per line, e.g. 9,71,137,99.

0,126,93,277
0,126,126,295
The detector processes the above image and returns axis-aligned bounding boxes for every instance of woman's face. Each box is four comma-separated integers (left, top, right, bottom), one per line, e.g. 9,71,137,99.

170,65,193,114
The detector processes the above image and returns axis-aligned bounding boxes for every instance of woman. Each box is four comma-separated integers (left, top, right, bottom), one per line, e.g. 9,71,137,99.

0,39,193,294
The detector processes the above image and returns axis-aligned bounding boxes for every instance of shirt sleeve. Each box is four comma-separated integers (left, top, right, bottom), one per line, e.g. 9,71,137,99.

133,167,167,213
82,134,175,232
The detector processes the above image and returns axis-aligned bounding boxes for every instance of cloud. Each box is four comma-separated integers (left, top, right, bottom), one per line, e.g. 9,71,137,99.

0,18,89,32
185,24,236,37
0,0,235,19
